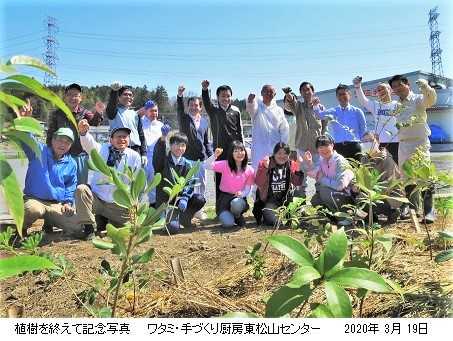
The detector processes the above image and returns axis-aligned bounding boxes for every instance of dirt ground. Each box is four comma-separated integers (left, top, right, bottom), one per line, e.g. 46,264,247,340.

0,210,452,318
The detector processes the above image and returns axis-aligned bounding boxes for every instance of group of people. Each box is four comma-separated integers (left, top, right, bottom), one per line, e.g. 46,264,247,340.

18,73,437,239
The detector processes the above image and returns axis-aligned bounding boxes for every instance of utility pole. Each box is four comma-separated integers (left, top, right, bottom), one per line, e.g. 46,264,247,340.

428,7,444,83
43,16,58,86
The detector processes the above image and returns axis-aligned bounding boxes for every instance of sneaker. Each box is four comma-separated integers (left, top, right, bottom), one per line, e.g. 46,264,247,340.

421,211,435,224
338,219,352,227
167,220,182,234
194,210,208,220
400,205,410,220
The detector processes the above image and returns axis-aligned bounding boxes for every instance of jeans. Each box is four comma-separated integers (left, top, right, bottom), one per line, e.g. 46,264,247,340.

218,197,247,228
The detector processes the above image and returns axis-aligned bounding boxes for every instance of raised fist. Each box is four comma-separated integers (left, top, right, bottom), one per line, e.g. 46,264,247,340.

201,80,210,90
247,93,256,103
18,98,33,117
353,76,363,88
416,78,429,88
111,81,122,91
177,85,185,97
262,156,270,169
78,119,90,136
95,101,106,113
214,147,223,159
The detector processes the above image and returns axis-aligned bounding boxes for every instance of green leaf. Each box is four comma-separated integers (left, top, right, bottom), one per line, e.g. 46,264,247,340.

223,312,259,318
0,159,24,236
376,234,394,253
90,149,111,177
329,267,393,293
321,229,348,275
11,116,43,136
111,168,129,193
324,281,352,317
92,239,114,250
435,249,453,263
0,91,26,115
144,172,161,194
438,231,453,241
286,266,321,288
113,188,132,209
4,130,41,159
132,247,155,264
0,255,56,279
95,307,112,318
131,168,146,201
309,304,334,318
0,63,16,74
267,235,313,266
6,55,56,75
5,75,77,129
265,285,312,317
142,203,166,227
106,224,130,255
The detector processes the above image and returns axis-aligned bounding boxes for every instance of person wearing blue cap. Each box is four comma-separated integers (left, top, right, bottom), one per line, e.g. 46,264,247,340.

105,82,147,167
78,119,141,234
176,85,213,220
141,99,164,206
18,102,94,239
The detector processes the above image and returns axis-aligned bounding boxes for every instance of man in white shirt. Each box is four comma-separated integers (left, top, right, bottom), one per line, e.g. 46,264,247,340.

78,119,142,232
141,100,163,206
353,76,399,163
246,84,289,170
388,74,437,223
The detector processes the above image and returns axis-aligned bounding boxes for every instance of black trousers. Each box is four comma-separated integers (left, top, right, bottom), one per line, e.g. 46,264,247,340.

379,142,399,164
334,142,361,161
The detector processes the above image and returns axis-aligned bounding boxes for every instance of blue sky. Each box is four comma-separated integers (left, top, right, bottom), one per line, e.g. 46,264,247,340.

1,0,452,99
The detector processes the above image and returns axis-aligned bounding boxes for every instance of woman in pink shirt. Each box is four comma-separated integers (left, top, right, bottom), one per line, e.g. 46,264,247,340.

206,141,255,228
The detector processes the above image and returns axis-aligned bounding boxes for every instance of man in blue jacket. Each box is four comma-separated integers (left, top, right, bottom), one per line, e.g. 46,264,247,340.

20,102,94,239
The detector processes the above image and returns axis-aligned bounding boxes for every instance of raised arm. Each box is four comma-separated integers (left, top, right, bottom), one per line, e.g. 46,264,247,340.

176,85,186,128
416,79,437,109
105,84,121,120
245,93,258,120
137,114,147,156
353,76,375,113
78,119,101,153
201,80,215,116
46,110,58,146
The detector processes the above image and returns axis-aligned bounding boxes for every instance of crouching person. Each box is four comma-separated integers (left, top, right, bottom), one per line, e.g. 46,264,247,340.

302,135,355,215
206,142,255,228
360,131,404,224
253,142,303,226
153,127,206,233
78,119,142,236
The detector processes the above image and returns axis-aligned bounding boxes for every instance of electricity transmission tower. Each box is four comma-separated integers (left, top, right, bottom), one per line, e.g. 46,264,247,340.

43,16,58,86
428,7,444,82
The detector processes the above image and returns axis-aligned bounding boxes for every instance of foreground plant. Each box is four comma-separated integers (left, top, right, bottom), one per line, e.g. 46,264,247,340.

265,229,395,317
403,148,453,259
89,149,199,317
0,55,78,279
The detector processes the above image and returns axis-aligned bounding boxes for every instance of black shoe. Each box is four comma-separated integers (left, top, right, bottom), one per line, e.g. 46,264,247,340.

83,224,96,241
235,216,246,227
95,215,108,232
42,223,54,233
421,211,435,224
387,209,399,224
